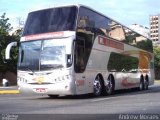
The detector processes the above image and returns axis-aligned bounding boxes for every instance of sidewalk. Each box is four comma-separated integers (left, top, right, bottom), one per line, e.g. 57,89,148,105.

0,86,19,94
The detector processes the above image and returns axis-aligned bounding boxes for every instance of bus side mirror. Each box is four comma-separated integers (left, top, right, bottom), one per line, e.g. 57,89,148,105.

5,42,17,59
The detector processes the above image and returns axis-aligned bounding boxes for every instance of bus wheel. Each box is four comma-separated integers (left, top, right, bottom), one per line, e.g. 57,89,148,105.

106,75,114,95
144,76,149,90
93,76,102,96
139,77,144,91
48,95,59,98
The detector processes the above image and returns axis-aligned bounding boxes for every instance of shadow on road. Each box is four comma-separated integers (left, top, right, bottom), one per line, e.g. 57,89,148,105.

38,84,160,100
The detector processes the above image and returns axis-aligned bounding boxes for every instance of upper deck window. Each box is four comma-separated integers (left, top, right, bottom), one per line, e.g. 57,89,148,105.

23,6,78,36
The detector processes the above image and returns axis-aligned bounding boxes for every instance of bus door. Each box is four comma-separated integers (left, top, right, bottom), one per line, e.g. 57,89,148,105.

74,37,86,94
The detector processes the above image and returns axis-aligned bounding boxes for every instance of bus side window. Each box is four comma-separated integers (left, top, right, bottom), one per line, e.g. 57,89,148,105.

74,39,85,73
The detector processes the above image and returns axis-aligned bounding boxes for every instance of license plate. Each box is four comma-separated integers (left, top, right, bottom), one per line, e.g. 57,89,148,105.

33,88,47,93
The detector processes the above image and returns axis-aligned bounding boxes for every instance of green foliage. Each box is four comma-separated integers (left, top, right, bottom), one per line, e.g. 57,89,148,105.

108,52,138,72
0,13,21,74
154,46,160,66
153,46,160,79
136,39,153,52
124,34,153,53
0,13,13,35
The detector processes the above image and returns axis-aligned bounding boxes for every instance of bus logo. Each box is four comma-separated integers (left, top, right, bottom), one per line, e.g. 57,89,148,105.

33,76,44,84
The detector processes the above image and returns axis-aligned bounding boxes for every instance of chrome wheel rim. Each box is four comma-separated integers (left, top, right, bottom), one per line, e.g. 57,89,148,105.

94,78,102,95
106,79,113,94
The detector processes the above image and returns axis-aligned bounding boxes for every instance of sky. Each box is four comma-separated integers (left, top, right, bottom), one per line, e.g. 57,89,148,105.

0,0,160,29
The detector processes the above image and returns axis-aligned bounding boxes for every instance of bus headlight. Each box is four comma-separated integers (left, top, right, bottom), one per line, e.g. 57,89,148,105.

18,77,28,83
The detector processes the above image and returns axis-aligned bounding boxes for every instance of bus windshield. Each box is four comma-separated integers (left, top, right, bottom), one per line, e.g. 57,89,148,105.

22,6,78,36
18,40,66,71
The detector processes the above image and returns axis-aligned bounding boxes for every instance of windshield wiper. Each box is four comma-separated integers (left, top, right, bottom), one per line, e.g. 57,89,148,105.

27,67,35,73
40,64,63,70
21,67,35,75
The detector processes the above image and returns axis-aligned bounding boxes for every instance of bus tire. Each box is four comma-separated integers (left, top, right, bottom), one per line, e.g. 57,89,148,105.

139,76,144,91
106,75,114,95
48,95,59,98
93,76,103,97
144,75,149,90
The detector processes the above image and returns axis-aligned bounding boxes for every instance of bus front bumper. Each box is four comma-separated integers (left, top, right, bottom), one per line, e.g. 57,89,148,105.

18,82,76,95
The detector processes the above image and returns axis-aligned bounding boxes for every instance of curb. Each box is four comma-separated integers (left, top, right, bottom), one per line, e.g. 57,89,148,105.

155,80,160,83
0,90,20,94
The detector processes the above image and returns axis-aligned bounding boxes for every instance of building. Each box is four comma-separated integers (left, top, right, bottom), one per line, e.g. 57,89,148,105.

129,23,149,38
150,15,160,45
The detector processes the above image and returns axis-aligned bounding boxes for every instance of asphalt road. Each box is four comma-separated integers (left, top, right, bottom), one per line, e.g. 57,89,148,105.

0,83,160,120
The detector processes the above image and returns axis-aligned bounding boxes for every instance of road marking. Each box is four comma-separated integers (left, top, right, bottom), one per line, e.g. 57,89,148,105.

91,96,117,102
0,96,43,101
0,90,20,94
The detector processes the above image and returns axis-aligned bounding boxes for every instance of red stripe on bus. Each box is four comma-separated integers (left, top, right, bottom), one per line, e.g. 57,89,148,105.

98,36,124,50
24,32,64,41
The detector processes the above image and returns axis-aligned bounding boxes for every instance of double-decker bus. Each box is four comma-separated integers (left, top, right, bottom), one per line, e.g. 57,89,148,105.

6,4,154,97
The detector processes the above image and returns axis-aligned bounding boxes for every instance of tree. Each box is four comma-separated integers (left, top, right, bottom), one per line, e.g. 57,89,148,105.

153,46,160,79
0,13,21,75
0,13,13,34
136,39,153,53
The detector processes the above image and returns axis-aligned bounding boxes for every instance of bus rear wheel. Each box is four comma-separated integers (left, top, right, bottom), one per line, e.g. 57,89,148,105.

93,76,102,97
106,75,114,95
144,76,149,90
139,76,145,91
